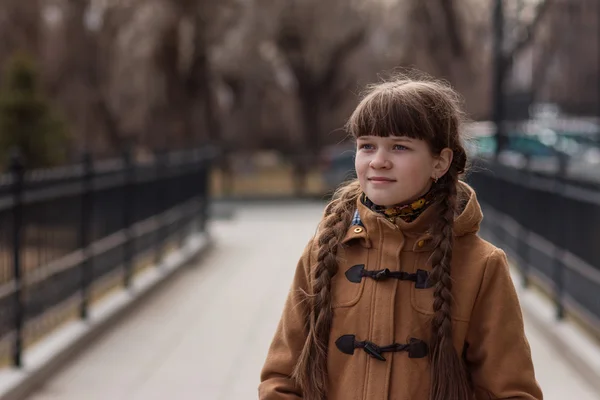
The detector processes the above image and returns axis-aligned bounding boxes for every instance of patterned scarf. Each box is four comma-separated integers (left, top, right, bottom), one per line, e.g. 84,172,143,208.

362,186,440,223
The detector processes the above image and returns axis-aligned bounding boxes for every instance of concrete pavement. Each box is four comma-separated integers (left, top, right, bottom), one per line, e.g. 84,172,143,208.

27,203,600,400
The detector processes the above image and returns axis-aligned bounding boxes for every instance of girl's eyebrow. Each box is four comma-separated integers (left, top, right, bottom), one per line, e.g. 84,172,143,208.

356,136,414,142
390,137,414,142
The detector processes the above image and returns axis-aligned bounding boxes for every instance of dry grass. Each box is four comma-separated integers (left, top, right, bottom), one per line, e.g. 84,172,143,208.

210,166,326,197
0,226,78,284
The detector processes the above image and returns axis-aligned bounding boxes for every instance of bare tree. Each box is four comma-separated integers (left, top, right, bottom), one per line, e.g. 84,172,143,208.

502,0,553,75
40,0,134,157
378,0,492,118
527,0,599,116
3,0,568,170
0,0,41,68
148,0,242,148
275,0,370,193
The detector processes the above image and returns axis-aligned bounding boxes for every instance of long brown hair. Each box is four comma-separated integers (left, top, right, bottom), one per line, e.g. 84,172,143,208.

292,74,472,400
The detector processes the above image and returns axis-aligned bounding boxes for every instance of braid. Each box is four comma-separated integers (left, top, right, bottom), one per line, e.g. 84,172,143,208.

292,180,362,400
428,167,471,400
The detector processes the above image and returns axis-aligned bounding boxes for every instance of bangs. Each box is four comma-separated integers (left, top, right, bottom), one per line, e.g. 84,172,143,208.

346,84,434,142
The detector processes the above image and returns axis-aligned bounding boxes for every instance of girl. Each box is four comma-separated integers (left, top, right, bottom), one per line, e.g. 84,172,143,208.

259,76,543,400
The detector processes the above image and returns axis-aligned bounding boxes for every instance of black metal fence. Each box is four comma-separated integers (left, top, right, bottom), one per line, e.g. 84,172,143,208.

468,158,600,334
0,147,213,367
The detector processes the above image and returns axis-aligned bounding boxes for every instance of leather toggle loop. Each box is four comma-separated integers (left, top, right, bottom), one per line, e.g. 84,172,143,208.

373,268,391,280
344,264,432,288
335,334,429,361
362,341,386,361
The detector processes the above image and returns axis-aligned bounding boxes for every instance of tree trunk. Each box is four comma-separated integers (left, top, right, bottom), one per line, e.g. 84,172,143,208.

294,81,320,196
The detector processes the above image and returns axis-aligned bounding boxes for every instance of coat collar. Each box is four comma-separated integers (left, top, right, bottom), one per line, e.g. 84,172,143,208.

341,181,483,251
341,209,372,248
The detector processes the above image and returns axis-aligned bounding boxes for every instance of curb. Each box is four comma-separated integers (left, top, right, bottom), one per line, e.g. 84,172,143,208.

510,268,600,395
0,232,214,400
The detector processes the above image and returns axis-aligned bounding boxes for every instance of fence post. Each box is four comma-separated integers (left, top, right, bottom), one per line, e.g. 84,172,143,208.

492,0,506,157
9,151,24,368
155,149,165,267
519,156,532,288
553,155,568,320
199,155,209,234
553,228,565,320
518,226,530,288
197,149,206,234
79,152,93,319
178,151,186,248
122,147,134,288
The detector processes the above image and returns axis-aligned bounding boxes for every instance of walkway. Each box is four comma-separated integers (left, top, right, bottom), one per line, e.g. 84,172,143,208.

27,202,600,400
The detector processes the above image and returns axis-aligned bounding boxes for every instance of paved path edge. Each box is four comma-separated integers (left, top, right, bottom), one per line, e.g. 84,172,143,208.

0,232,214,400
510,268,600,395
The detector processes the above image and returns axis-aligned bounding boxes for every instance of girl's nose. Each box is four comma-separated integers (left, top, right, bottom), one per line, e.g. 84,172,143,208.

369,151,391,169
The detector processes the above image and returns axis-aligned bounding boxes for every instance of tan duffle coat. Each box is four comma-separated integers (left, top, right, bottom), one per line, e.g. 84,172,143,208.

260,182,543,400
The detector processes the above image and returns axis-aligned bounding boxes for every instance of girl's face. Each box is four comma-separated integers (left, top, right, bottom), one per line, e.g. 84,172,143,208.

354,135,453,207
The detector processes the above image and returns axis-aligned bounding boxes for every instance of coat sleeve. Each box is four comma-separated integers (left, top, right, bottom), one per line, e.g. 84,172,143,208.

466,248,544,399
258,239,314,399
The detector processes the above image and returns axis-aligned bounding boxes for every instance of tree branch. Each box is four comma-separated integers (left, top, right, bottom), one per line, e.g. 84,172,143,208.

93,93,123,151
439,0,464,57
320,27,365,89
504,0,552,71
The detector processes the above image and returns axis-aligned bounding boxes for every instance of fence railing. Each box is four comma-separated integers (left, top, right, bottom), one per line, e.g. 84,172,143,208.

0,147,214,367
468,157,600,336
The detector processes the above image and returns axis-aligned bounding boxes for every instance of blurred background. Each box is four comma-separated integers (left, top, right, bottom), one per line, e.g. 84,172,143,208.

0,0,599,399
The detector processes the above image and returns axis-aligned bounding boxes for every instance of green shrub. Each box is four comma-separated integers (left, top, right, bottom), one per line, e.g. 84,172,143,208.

0,52,69,169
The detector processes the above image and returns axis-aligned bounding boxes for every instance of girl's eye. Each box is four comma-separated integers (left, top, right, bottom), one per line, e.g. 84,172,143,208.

359,143,374,150
393,144,408,151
